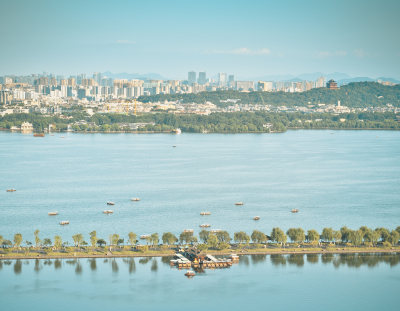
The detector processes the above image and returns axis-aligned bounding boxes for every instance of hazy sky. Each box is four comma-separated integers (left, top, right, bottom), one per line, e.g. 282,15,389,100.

1,0,399,79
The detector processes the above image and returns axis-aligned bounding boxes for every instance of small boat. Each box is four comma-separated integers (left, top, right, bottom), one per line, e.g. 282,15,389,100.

59,220,69,225
211,229,222,233
199,224,211,228
48,211,59,216
173,128,182,134
140,235,150,239
6,189,16,192
107,201,115,205
183,229,194,233
230,254,240,262
185,270,195,277
291,209,299,213
131,198,140,202
172,145,177,148
253,216,260,220
235,202,244,206
200,211,211,216
103,210,114,214
33,133,45,137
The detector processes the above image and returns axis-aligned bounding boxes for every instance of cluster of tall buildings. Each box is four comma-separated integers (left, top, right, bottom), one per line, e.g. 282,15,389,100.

0,71,334,107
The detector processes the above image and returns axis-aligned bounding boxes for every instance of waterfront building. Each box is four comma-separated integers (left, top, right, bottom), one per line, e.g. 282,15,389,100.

20,122,33,133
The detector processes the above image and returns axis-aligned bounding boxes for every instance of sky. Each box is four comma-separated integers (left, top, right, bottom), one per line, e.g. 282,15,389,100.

0,0,399,79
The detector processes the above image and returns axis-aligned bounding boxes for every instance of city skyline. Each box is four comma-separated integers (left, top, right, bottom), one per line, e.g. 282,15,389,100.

0,0,399,79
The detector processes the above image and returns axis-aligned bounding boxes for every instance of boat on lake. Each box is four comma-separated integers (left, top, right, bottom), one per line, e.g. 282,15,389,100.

103,210,113,214
33,133,45,137
107,201,115,205
185,270,195,277
235,202,244,206
59,220,69,225
183,229,194,233
199,224,211,228
291,209,299,213
6,189,16,192
48,211,58,216
131,197,140,201
200,211,211,215
140,234,150,239
253,216,260,220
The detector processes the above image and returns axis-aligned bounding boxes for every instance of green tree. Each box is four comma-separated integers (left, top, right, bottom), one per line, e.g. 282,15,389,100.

90,231,97,248
287,228,305,243
389,230,400,246
97,239,106,247
333,231,342,244
216,231,231,243
34,229,41,248
306,229,320,243
340,226,351,243
375,228,390,242
13,233,23,248
43,238,52,247
251,230,267,244
0,235,3,246
271,228,287,246
199,230,210,243
207,234,218,249
54,236,62,249
109,234,119,246
72,234,84,247
364,230,380,246
150,233,159,246
349,230,363,246
162,232,177,245
234,231,250,244
321,228,334,242
179,231,194,245
128,232,137,246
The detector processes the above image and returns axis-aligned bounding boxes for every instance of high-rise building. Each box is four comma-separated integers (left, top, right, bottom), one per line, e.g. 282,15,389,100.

218,73,227,86
258,81,273,92
93,72,102,84
198,72,207,85
316,76,325,88
188,71,196,84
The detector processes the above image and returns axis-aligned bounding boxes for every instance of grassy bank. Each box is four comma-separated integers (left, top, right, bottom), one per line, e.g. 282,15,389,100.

2,245,399,260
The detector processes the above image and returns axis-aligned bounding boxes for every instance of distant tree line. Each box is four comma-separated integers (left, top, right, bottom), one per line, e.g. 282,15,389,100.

1,111,399,133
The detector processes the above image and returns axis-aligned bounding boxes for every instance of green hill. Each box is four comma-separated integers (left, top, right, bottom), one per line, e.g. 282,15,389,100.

138,82,400,108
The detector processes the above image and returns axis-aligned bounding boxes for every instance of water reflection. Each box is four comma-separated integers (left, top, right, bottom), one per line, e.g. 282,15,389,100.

151,259,158,272
251,254,267,264
75,260,82,275
306,254,319,264
111,259,118,274
122,258,136,274
89,259,97,271
1,253,399,275
14,260,22,274
161,256,172,265
270,254,286,266
54,259,62,270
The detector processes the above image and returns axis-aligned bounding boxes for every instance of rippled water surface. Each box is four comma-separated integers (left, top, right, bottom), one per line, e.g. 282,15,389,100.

0,130,399,241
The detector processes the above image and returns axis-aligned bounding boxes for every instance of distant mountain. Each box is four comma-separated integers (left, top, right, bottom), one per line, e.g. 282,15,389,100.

102,71,167,80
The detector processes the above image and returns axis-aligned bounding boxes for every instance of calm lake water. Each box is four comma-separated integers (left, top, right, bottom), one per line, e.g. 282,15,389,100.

0,130,399,243
1,253,399,311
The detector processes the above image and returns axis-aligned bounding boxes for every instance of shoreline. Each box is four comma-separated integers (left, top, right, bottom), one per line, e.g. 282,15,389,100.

2,247,399,260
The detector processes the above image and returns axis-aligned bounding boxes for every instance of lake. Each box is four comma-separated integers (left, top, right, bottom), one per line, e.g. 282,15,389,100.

0,253,399,311
0,130,399,242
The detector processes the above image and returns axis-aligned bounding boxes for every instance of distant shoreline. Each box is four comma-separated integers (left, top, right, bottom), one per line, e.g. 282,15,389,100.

2,247,399,260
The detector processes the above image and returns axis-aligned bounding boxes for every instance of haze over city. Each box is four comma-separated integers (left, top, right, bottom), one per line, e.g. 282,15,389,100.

1,0,399,79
